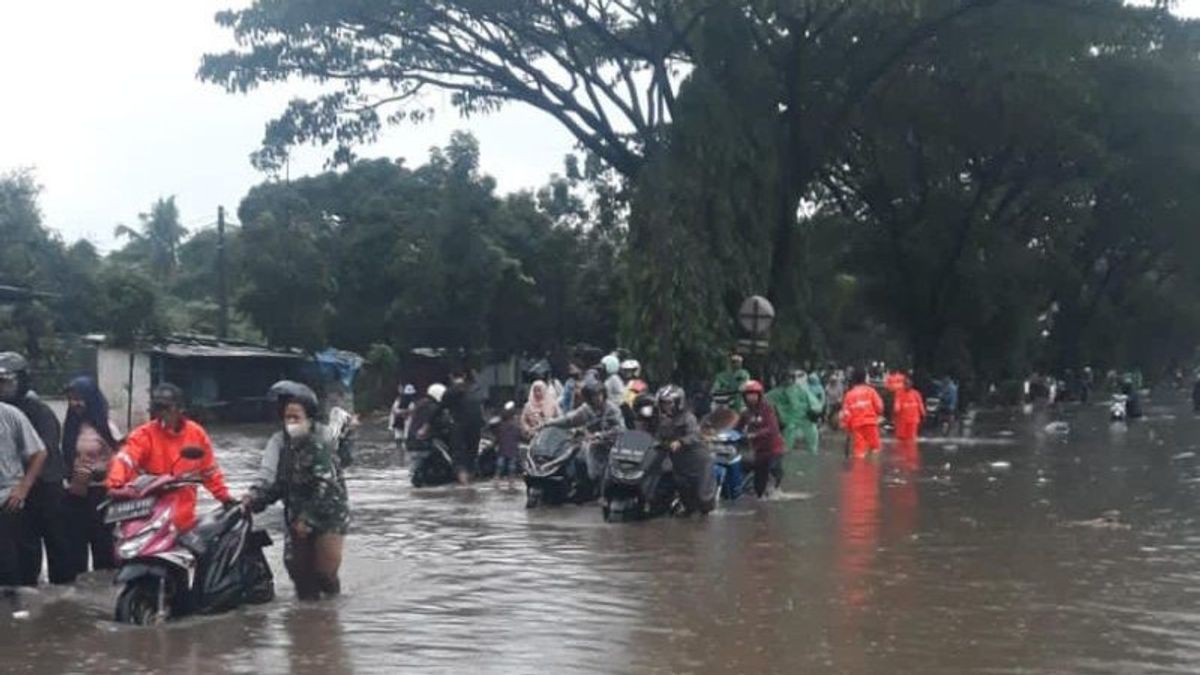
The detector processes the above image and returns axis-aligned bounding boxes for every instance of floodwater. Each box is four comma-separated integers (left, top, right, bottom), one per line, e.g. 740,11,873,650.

4,395,1200,674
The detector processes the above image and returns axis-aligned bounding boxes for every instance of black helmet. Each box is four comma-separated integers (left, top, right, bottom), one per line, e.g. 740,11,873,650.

0,352,28,376
633,392,657,421
268,380,319,418
150,383,186,412
582,380,606,406
655,384,685,416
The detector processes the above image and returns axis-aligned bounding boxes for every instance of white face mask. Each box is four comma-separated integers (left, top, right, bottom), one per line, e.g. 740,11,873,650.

285,421,311,439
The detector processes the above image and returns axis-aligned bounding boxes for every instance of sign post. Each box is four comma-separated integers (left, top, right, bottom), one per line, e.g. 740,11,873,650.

737,295,775,379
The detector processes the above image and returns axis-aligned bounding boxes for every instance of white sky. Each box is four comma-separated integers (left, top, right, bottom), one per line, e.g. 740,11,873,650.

0,1,576,249
1,1,1197,250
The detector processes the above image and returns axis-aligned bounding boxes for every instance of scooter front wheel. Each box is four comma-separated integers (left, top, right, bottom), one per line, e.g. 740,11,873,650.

115,578,167,625
525,486,542,509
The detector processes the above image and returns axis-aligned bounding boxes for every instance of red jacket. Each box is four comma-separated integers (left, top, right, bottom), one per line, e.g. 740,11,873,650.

107,418,230,531
841,385,884,429
893,388,926,425
738,402,785,458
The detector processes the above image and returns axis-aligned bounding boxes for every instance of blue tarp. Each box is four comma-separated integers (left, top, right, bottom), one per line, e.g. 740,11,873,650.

313,349,365,388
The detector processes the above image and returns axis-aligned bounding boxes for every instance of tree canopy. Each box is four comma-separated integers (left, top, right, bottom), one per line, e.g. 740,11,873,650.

7,1,1200,395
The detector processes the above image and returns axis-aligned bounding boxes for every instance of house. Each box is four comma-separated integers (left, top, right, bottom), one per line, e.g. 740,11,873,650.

92,334,361,428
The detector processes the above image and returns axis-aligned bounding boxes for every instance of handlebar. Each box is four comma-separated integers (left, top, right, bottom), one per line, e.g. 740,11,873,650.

106,475,204,501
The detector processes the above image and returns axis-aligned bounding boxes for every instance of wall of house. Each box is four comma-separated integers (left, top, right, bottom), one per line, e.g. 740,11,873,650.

97,347,152,431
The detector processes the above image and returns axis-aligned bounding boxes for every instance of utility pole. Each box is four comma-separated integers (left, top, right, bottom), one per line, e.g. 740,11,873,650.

217,205,229,339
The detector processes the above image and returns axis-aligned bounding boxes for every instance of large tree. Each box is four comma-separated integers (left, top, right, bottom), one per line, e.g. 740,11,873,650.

232,134,621,355
199,0,1051,373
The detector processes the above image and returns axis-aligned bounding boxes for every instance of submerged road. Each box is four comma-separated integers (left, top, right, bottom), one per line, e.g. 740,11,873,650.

2,395,1200,674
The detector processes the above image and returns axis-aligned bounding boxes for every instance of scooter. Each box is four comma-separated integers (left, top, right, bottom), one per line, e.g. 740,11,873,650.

107,449,274,625
701,407,746,502
600,430,675,522
522,427,587,508
1110,393,1129,422
476,414,502,480
410,437,458,487
708,428,747,502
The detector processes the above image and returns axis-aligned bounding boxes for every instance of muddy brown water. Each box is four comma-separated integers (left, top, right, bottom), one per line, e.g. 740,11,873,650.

3,396,1200,674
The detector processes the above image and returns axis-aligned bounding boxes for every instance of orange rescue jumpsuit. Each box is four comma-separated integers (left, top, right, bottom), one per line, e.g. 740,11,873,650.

841,385,884,457
892,388,926,442
107,418,231,532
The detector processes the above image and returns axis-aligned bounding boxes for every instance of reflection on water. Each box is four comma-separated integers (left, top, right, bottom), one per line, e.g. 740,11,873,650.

3,399,1200,673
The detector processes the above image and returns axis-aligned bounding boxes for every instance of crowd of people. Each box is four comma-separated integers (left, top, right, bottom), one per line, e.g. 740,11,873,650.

388,350,963,502
0,350,352,602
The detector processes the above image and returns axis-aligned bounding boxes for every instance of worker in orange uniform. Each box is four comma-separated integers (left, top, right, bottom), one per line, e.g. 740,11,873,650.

840,369,885,458
892,374,926,442
107,383,235,532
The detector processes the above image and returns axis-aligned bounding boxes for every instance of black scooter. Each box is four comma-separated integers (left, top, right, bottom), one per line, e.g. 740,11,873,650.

601,430,676,522
410,437,458,487
522,427,580,508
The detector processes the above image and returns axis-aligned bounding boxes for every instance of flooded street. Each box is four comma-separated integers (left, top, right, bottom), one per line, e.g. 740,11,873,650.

4,396,1200,674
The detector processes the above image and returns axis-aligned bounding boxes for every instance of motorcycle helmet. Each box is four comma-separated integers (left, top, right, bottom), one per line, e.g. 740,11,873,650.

427,383,447,403
601,354,620,376
268,380,320,418
582,380,607,407
620,359,640,376
0,352,29,376
628,379,648,395
655,384,686,416
741,380,765,395
0,352,27,403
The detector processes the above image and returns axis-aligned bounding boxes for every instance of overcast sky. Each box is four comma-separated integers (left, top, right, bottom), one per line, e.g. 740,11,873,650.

1,1,1196,250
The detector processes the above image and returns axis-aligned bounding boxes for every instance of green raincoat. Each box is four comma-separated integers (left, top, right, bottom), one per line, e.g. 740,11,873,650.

712,368,751,412
767,377,823,453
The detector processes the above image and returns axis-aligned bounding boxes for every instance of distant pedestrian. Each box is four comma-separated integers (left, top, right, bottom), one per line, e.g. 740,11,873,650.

494,406,522,490
892,374,926,442
712,352,751,412
560,363,586,412
840,370,884,458
389,384,417,466
825,369,846,430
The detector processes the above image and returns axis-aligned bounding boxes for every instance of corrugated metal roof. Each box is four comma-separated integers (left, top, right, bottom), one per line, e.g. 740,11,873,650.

149,340,303,360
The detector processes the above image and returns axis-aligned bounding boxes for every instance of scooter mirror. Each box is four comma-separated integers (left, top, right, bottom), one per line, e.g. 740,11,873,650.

180,446,206,461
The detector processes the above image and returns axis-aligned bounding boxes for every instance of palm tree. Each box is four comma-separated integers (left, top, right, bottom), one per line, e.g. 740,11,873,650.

114,196,187,282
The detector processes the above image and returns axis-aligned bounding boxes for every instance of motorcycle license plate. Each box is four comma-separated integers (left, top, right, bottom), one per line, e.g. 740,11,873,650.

105,497,155,524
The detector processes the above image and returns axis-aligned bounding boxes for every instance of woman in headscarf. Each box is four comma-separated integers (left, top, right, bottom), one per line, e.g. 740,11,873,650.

61,376,123,573
520,380,561,439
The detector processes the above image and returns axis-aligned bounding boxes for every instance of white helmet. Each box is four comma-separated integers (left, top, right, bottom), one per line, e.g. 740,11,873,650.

601,354,620,375
621,359,640,373
427,383,447,403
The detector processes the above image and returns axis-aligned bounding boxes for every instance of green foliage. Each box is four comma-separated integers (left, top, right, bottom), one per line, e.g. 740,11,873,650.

232,134,621,356
97,266,167,346
112,196,188,282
